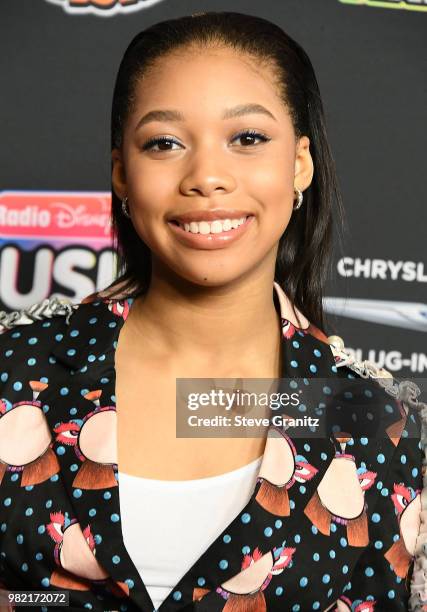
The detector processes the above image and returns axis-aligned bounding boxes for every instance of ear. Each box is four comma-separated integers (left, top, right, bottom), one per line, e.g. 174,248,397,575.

294,136,314,191
111,148,127,200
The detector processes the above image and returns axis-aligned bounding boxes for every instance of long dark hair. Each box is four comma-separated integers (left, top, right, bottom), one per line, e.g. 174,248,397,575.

105,11,346,333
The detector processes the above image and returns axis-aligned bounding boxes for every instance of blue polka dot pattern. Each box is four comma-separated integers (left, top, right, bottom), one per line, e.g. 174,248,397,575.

0,285,422,611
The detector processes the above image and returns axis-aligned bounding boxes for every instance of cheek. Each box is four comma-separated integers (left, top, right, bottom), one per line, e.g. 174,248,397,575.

248,163,295,226
267,202,293,239
258,189,294,245
126,169,174,247
127,158,173,219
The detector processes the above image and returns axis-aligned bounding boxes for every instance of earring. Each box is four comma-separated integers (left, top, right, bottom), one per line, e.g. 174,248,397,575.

121,196,131,218
293,187,303,210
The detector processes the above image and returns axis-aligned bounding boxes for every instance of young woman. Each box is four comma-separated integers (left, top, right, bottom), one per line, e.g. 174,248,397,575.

0,11,424,612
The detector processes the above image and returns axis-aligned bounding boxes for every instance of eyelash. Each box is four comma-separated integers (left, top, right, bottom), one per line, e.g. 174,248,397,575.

141,129,271,152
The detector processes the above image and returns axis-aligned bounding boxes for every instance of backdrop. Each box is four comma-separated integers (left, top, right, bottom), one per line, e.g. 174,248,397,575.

1,0,426,383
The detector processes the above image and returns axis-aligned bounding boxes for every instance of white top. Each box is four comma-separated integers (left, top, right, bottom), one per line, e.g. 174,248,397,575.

118,456,263,611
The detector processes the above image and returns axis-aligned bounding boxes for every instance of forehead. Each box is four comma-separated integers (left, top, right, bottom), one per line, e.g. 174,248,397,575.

130,46,285,119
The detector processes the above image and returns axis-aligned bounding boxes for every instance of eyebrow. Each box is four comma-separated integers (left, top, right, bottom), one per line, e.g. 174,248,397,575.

134,103,277,131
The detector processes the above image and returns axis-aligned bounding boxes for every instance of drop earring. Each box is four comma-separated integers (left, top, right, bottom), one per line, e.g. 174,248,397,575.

121,196,131,218
293,188,303,210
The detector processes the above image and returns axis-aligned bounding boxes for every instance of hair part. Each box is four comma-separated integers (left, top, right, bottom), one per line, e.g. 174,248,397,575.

106,11,346,334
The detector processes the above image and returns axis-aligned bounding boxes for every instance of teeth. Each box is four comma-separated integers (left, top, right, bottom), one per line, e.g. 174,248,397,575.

180,216,248,234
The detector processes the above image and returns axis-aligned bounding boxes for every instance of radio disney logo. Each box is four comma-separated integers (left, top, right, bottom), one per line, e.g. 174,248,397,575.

0,203,111,236
0,192,112,238
339,0,427,11
52,202,111,235
45,0,167,17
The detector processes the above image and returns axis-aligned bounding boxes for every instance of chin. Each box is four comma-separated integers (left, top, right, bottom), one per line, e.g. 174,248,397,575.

175,267,249,288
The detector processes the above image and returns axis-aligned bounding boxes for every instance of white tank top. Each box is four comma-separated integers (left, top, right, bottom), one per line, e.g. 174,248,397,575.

118,456,262,611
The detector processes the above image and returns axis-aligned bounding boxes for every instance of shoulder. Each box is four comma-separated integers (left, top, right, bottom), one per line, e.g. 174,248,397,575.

0,291,127,343
0,297,81,374
0,293,126,397
0,294,115,363
0,290,128,337
0,296,79,336
0,296,80,360
0,297,80,402
327,333,425,417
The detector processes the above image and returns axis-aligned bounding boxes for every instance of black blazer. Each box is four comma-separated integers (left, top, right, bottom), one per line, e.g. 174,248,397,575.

0,282,423,611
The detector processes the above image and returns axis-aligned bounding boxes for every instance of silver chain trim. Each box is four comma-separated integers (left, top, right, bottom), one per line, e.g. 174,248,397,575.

328,335,427,610
0,296,79,334
327,335,424,407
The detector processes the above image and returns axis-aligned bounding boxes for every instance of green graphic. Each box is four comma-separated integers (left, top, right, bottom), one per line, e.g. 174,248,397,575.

339,0,427,12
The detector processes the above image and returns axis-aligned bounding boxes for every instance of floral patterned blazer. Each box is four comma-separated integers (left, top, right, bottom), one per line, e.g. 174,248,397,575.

0,281,425,612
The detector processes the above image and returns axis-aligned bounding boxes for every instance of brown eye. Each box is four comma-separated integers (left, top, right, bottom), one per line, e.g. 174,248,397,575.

232,129,270,147
142,136,181,152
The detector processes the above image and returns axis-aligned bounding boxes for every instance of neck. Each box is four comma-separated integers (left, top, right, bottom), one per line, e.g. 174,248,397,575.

122,264,305,376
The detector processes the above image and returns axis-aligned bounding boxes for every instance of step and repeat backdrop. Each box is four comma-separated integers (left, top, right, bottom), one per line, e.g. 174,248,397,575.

1,0,426,381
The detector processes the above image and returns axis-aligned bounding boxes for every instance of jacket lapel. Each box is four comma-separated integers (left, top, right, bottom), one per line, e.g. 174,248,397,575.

46,300,153,611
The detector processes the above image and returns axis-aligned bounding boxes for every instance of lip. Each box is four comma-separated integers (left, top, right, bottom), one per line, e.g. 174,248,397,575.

167,214,255,250
167,209,253,224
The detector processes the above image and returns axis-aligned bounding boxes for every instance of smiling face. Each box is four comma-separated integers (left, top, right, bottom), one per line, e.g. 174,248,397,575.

112,45,314,287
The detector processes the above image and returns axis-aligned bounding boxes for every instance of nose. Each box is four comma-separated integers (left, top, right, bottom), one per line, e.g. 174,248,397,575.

179,159,237,198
